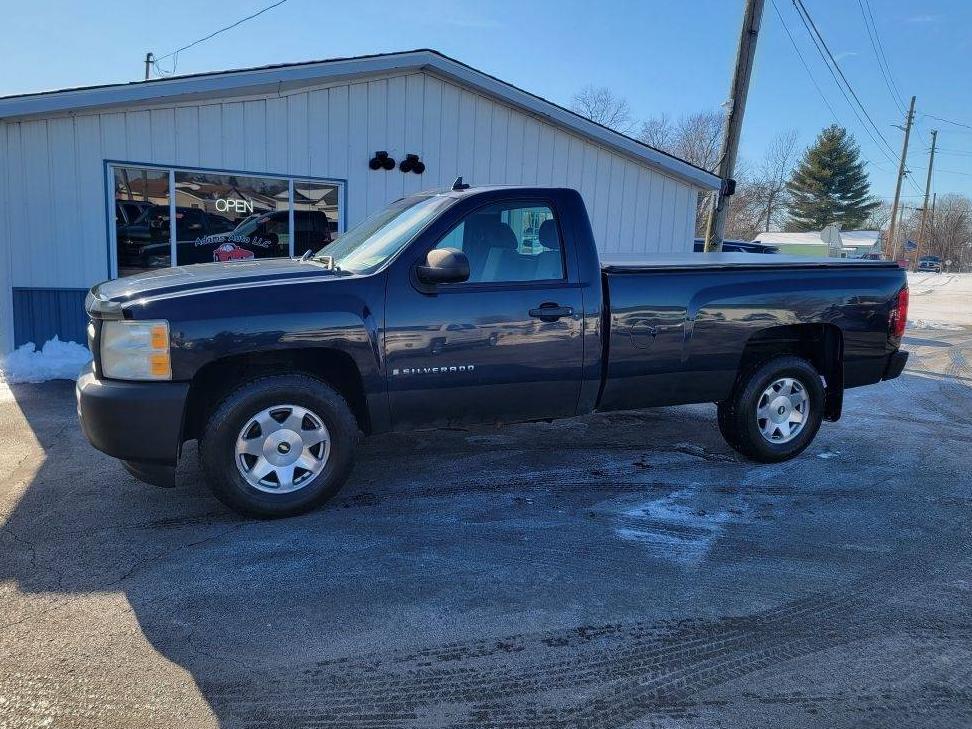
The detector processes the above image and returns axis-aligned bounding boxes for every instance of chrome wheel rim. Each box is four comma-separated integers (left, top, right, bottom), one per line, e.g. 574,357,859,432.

756,377,809,444
235,404,330,494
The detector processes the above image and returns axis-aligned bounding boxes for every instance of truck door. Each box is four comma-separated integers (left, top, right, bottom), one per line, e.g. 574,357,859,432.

384,200,584,429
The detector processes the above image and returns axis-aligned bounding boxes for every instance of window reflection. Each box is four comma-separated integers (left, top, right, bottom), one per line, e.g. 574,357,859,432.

111,165,343,277
114,167,170,277
292,181,340,257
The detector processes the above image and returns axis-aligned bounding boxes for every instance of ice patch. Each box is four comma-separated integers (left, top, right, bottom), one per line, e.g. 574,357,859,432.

908,319,962,332
817,450,840,459
614,486,732,565
0,337,91,384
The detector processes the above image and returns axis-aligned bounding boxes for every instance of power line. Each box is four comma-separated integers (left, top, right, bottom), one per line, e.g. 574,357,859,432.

937,168,972,178
769,0,843,126
856,0,925,196
150,0,288,76
791,0,900,165
856,0,905,113
933,148,972,157
922,113,972,130
772,0,922,197
859,0,906,110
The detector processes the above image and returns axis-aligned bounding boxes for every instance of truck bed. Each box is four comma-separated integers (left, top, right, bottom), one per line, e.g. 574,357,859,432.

600,252,900,274
597,252,906,414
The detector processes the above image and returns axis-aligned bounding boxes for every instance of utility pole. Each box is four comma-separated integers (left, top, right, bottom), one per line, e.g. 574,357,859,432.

887,95,916,261
891,203,908,261
916,129,937,259
144,53,154,81
704,0,765,252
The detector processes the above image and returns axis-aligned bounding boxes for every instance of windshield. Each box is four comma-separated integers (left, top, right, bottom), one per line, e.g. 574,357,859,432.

313,194,455,274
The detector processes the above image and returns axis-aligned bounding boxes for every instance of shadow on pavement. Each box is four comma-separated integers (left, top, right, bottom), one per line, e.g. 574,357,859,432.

1,370,972,728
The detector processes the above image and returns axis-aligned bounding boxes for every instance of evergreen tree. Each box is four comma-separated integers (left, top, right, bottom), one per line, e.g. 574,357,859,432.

785,125,879,231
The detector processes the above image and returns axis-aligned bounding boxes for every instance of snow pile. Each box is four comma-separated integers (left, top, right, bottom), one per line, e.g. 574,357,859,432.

0,337,91,384
906,273,972,328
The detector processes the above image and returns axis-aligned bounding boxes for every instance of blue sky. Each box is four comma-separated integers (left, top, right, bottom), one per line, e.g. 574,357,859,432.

4,0,971,199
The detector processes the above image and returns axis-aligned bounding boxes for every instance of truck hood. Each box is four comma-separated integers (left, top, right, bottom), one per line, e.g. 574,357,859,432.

89,258,346,307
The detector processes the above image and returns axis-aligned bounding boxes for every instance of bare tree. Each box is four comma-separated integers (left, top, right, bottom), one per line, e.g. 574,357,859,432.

924,194,972,269
750,130,798,232
723,161,766,241
672,111,724,172
639,110,724,171
864,200,893,233
636,110,725,235
571,86,634,133
637,113,675,151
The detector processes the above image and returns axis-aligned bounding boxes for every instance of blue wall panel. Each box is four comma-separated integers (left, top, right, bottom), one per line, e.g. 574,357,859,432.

12,288,89,348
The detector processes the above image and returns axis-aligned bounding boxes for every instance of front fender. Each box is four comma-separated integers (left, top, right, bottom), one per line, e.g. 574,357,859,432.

126,275,387,423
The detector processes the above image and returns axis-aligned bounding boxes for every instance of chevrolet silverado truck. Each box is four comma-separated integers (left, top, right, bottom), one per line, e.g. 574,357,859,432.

78,184,910,517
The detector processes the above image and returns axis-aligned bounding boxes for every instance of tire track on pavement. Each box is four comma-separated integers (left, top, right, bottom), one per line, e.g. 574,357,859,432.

202,562,956,729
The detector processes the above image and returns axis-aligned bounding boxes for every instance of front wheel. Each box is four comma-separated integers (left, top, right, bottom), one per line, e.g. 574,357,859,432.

717,355,824,463
199,374,359,518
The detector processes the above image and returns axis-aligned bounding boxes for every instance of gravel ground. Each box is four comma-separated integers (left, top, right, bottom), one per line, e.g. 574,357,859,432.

1,275,971,728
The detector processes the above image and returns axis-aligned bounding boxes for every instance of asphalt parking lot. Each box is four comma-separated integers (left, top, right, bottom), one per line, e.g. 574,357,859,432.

1,273,971,728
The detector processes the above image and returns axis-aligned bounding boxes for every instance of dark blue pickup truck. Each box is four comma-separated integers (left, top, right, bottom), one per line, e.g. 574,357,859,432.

78,184,909,517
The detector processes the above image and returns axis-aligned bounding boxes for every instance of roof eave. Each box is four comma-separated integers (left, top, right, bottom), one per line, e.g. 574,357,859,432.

0,49,720,191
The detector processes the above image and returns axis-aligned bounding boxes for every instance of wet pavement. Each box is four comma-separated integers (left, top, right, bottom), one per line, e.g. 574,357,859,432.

1,293,971,728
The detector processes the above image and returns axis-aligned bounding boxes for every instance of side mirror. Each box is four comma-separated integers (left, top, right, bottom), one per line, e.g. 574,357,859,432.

415,248,470,285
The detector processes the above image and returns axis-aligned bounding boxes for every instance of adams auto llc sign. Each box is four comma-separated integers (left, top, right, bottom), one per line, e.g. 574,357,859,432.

215,198,254,214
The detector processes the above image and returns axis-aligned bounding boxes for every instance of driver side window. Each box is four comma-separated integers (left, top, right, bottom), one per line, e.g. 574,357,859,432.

435,202,565,283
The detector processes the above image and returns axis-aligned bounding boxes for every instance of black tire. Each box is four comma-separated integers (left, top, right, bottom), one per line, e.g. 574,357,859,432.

199,374,359,518
717,355,824,463
716,399,743,453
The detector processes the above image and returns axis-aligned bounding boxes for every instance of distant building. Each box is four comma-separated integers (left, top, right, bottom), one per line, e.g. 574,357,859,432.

750,229,882,258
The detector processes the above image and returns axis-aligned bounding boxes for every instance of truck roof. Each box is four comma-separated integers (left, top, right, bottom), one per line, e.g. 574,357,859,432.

600,253,901,273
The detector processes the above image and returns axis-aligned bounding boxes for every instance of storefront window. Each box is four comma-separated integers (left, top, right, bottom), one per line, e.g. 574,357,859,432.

113,167,170,277
109,165,343,277
173,171,289,265
292,181,341,257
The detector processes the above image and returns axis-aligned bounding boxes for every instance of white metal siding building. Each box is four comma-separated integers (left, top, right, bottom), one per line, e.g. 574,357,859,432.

0,50,719,353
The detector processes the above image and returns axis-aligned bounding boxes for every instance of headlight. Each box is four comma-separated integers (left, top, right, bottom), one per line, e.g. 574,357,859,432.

101,320,171,381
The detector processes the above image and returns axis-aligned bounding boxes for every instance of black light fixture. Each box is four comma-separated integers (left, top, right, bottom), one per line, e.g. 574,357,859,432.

369,151,396,171
399,153,425,174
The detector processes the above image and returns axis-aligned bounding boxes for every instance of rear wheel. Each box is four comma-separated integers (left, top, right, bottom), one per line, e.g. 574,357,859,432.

717,355,824,462
199,374,358,517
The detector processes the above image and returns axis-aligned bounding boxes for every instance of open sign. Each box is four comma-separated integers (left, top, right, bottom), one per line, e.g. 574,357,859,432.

215,198,253,214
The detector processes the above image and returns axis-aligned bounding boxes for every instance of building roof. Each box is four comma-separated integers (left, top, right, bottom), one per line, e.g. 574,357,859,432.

752,232,829,246
752,231,881,247
839,230,881,245
0,49,719,191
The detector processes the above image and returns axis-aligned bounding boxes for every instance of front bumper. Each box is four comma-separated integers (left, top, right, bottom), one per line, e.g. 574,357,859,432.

76,363,189,487
883,350,909,380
